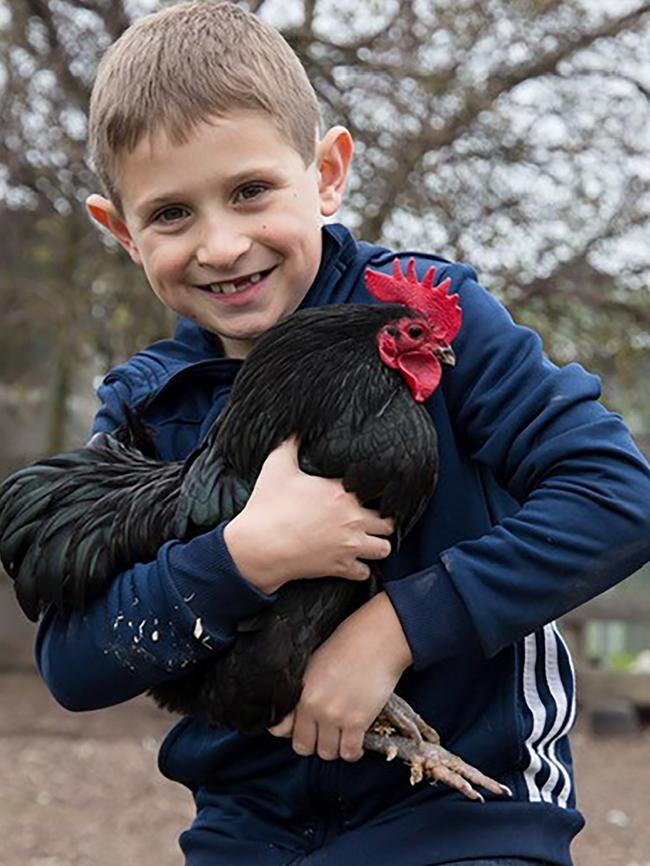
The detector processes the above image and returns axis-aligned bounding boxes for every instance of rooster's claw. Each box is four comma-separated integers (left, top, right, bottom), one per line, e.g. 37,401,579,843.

363,731,512,802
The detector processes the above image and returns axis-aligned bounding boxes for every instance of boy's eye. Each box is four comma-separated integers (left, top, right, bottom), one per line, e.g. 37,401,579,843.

235,183,268,203
153,205,189,224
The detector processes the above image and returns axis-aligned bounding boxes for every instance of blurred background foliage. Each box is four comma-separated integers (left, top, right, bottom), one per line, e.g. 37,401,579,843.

0,0,649,458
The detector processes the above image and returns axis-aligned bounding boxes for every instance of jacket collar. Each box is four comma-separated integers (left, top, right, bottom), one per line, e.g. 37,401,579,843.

299,223,361,309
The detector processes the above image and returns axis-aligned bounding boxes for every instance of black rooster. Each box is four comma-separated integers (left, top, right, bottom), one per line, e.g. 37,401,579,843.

0,259,509,801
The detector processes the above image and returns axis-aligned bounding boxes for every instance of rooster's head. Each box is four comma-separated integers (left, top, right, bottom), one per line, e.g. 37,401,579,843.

365,258,462,402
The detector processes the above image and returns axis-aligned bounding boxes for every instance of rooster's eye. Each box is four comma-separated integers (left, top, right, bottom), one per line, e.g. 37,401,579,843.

408,325,424,338
386,326,399,337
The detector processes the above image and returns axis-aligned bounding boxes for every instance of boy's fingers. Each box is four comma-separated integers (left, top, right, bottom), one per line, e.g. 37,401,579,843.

364,515,395,536
340,728,365,762
343,560,371,581
268,711,295,737
316,726,342,762
361,536,392,560
291,715,317,757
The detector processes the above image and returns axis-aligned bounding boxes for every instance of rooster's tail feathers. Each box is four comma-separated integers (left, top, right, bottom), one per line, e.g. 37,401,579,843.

0,436,183,620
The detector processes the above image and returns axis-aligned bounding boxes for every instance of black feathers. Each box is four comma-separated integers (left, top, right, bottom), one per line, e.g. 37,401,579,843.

0,302,440,730
0,433,183,620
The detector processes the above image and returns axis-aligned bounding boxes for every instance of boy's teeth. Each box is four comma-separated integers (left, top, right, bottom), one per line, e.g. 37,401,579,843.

208,271,265,294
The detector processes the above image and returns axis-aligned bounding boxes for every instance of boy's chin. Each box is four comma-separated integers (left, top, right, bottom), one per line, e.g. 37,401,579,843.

193,303,299,357
209,329,260,360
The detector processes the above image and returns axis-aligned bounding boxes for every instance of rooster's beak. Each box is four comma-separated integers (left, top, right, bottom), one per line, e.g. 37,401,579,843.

434,343,456,367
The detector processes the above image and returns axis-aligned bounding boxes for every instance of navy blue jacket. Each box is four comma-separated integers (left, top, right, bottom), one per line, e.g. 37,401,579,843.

36,224,650,866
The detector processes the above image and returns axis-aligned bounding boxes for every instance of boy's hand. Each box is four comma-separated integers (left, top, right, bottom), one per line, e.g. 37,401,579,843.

223,439,394,594
268,592,413,761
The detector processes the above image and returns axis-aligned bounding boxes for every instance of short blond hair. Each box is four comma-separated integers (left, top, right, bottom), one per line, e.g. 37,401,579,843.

89,1,321,206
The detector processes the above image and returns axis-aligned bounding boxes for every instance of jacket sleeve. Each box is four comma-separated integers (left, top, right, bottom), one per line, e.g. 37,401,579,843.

385,267,650,671
35,381,276,712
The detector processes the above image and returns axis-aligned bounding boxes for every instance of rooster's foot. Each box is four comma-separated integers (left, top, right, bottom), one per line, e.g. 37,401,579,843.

371,720,396,737
362,731,512,803
372,692,440,746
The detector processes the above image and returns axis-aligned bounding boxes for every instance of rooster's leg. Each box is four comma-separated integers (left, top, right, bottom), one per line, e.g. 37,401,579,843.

364,693,512,803
371,692,440,745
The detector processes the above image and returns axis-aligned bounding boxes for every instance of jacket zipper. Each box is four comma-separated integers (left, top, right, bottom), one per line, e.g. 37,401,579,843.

304,756,345,851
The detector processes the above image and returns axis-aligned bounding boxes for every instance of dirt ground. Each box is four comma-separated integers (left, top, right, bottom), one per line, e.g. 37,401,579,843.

1,671,649,866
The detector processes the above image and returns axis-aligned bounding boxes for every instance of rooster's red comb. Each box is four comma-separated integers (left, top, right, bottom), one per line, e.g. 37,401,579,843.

365,257,462,343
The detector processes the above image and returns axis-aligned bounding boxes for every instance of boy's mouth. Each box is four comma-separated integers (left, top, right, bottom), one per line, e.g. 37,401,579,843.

198,267,276,296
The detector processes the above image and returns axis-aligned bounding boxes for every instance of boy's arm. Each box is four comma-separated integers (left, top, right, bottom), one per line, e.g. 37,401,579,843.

272,267,650,762
268,590,411,761
37,376,277,710
37,381,391,711
383,267,650,671
36,524,279,711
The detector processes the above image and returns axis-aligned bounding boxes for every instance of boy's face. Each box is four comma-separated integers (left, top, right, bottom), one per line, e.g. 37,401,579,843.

88,111,352,357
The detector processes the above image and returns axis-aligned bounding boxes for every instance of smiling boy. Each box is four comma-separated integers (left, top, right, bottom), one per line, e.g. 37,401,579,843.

34,3,650,866
87,111,352,358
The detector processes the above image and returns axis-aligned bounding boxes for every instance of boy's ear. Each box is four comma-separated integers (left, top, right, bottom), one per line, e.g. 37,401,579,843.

85,194,142,265
316,126,354,217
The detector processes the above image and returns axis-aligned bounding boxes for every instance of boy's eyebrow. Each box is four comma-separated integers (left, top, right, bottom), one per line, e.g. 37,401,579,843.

134,193,184,215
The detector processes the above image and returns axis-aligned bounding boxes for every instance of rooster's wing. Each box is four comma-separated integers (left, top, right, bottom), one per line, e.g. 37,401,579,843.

302,388,438,543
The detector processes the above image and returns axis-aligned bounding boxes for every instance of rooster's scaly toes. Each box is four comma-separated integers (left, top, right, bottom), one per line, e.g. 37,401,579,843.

362,731,511,802
418,742,513,801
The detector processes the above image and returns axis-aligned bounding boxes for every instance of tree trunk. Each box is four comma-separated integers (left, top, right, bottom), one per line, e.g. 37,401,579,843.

47,350,71,453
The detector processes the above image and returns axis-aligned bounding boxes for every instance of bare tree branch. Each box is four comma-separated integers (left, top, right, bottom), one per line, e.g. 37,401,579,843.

20,0,91,107
245,0,268,13
100,0,131,42
561,69,650,101
1,0,649,422
511,262,650,326
358,2,650,240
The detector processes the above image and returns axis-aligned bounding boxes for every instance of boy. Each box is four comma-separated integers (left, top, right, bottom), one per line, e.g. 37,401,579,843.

36,2,650,865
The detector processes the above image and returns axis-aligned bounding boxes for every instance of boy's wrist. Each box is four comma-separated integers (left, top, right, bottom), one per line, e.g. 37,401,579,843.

363,591,413,674
223,516,285,595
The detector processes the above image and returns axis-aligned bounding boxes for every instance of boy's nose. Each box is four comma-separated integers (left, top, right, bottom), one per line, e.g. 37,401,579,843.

195,225,252,272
